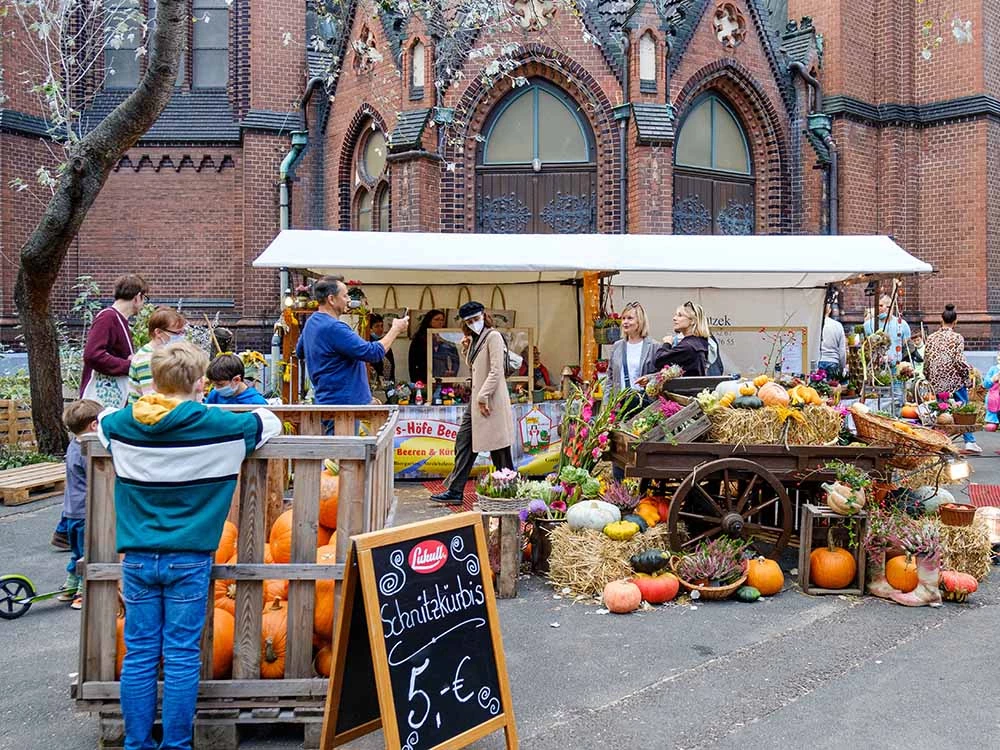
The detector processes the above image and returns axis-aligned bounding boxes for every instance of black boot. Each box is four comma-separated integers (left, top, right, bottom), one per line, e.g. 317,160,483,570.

431,490,463,505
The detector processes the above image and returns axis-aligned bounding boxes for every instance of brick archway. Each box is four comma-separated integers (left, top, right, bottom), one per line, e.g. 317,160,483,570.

673,59,791,233
338,105,389,230
444,44,620,233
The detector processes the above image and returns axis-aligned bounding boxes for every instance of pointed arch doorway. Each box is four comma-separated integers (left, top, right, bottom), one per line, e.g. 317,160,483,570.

476,80,598,233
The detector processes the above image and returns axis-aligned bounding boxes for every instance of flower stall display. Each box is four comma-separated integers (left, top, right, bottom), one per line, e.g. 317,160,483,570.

592,312,622,345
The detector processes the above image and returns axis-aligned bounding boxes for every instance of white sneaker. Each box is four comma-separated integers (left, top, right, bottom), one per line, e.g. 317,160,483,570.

964,442,983,454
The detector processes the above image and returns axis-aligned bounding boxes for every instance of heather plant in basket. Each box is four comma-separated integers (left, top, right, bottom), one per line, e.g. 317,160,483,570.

601,480,639,512
476,468,522,499
675,537,751,586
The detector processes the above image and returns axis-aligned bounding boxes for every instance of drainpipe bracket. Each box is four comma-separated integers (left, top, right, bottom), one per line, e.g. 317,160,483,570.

612,103,632,122
432,107,455,125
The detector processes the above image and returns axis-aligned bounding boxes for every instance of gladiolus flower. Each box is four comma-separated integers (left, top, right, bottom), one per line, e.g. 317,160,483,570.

550,500,568,513
591,447,602,459
598,432,609,445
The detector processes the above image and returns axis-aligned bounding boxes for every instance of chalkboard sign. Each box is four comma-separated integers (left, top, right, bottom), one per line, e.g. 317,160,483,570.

320,512,517,750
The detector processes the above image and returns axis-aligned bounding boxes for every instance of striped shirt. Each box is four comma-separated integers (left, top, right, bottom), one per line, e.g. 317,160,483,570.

127,343,155,403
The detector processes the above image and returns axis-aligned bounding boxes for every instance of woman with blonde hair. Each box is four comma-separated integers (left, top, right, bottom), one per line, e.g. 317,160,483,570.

607,301,658,402
653,301,710,376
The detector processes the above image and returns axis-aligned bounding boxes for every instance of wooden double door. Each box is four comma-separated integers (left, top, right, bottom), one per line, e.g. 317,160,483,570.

476,167,597,234
672,172,755,235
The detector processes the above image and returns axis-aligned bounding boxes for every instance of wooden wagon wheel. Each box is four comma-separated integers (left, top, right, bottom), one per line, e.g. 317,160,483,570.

667,458,793,559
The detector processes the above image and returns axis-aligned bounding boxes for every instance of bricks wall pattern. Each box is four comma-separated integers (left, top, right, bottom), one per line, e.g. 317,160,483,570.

2,0,1000,347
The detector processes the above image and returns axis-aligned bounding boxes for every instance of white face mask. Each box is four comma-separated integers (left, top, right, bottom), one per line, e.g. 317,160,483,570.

468,319,485,335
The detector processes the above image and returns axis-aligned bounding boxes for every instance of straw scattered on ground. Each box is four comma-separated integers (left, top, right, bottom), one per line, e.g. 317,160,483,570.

546,524,673,598
938,518,993,581
708,405,841,446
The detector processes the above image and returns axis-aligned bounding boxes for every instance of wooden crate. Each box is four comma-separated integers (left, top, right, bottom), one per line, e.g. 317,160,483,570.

619,393,710,445
798,503,868,596
0,399,35,446
75,406,398,749
0,461,65,505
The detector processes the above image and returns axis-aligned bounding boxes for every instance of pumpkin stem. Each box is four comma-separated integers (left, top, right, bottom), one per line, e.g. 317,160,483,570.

826,527,837,552
269,597,282,611
264,637,278,663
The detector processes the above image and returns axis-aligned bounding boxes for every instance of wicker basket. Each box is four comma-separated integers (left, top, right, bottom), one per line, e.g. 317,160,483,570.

850,406,954,469
938,502,977,527
671,567,748,601
594,325,621,346
474,493,529,513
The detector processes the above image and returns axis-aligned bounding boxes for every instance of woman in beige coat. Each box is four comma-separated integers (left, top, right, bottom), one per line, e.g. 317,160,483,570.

432,302,515,504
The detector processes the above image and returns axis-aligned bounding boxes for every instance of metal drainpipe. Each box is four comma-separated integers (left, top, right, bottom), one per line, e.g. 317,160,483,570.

273,76,327,393
788,61,838,234
619,33,630,234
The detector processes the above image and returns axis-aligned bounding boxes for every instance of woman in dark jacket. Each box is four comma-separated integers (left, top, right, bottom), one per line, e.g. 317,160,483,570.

654,301,710,376
407,309,459,384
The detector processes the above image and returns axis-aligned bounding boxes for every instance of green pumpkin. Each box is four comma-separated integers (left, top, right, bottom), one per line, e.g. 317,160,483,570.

630,548,671,574
736,585,761,602
603,520,640,541
622,513,649,533
732,396,764,410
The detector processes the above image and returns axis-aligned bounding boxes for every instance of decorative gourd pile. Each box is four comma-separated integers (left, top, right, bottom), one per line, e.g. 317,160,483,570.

115,464,341,681
697,378,842,446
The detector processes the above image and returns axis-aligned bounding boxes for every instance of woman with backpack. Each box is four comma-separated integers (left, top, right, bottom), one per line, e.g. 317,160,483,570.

432,301,515,505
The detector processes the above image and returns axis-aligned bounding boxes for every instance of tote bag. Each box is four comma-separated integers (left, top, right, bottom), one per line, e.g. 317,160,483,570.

487,286,516,330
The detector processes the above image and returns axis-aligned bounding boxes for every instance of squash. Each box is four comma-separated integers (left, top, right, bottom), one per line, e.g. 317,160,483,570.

732,395,764,409
885,555,918,593
314,644,333,677
900,403,920,420
940,569,978,602
823,482,866,515
758,382,790,407
714,379,744,399
271,509,334,563
655,498,671,523
936,412,955,426
736,585,761,602
809,529,857,589
603,520,640,541
629,572,680,604
622,513,648,533
318,466,340,529
314,543,339,639
738,382,758,396
801,386,823,405
635,499,660,527
753,374,772,388
718,392,737,408
215,520,238,564
566,500,621,531
212,608,235,679
745,556,784,596
214,581,236,616
630,548,672,574
603,580,642,613
260,598,288,679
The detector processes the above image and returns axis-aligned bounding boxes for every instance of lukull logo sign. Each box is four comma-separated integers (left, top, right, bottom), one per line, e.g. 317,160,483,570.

408,540,448,574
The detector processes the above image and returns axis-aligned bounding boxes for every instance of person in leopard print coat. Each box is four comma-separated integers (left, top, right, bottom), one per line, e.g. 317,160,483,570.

923,304,980,453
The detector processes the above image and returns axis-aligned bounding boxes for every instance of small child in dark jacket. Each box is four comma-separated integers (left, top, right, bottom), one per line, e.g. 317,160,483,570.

58,399,104,610
99,342,280,749
204,353,268,405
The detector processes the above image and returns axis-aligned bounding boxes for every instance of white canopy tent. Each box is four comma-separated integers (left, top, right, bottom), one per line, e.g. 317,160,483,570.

254,231,932,376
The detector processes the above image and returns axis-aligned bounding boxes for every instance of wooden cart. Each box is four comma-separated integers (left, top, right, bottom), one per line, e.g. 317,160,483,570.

609,434,893,559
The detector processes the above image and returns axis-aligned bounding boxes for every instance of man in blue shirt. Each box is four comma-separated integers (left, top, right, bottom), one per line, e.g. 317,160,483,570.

864,295,911,366
296,276,409,404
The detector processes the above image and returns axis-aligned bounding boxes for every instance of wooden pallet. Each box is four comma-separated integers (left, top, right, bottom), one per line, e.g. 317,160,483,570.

0,399,35,447
0,462,66,505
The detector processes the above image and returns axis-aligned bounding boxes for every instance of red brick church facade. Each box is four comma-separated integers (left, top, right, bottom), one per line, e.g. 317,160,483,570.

1,1,997,346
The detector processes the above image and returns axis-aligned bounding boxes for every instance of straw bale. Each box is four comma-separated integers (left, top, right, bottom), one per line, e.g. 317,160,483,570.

707,405,841,446
546,523,674,598
938,518,993,581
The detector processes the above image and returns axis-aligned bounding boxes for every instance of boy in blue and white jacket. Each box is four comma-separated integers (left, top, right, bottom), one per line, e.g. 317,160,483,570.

99,341,281,750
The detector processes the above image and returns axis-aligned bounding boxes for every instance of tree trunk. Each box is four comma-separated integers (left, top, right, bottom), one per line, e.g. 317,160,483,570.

14,0,188,452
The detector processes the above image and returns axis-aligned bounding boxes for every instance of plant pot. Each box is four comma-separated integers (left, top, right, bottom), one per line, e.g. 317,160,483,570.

529,518,566,575
952,413,976,426
594,326,621,346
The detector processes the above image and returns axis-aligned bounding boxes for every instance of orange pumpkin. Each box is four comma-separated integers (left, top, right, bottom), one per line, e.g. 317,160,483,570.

318,525,334,547
900,404,920,420
758,382,790,408
885,555,918,593
629,572,679,604
318,468,340,529
603,579,642,613
260,598,288,679
263,543,275,565
264,577,289,602
212,608,235,679
215,520,238,564
655,498,671,525
269,510,294,563
314,542,339,639
635,499,660,527
314,645,333,677
809,530,857,589
115,611,126,680
214,580,236,616
746,556,784,596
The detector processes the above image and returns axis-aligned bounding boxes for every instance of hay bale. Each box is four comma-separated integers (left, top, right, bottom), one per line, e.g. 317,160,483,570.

546,524,673,598
939,518,993,581
707,405,841,446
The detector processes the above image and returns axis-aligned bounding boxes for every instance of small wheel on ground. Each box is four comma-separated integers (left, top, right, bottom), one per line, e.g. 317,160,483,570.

0,575,35,620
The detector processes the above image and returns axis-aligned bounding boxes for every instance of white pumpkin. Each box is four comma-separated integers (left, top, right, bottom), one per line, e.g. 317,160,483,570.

566,500,621,531
714,379,744,399
922,487,955,514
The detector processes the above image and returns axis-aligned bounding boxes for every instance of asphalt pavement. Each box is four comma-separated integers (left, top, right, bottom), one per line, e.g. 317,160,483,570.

2,440,1000,750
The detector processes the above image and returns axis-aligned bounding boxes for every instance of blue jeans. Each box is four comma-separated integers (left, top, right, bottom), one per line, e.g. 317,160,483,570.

65,518,86,580
954,387,976,443
55,514,68,535
121,551,213,750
